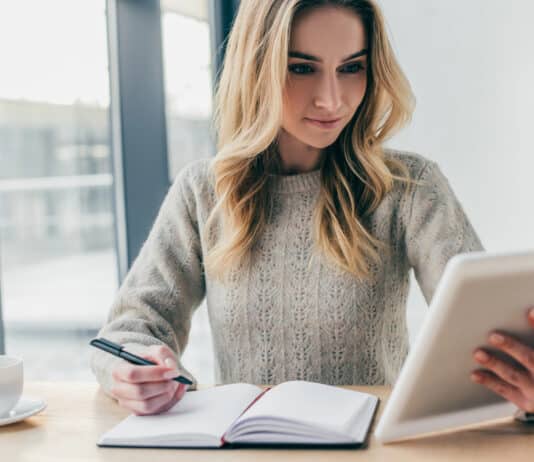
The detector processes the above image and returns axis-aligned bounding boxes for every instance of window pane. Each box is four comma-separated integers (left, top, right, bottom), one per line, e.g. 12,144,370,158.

0,0,117,380
162,1,215,179
161,0,215,384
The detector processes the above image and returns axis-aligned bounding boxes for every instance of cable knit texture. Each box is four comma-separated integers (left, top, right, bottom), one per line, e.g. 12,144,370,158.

90,149,484,393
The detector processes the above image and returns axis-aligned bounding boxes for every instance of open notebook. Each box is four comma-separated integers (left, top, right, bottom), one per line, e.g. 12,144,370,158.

98,380,379,448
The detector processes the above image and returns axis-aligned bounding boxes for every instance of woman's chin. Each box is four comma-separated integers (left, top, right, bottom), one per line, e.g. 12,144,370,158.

304,137,339,150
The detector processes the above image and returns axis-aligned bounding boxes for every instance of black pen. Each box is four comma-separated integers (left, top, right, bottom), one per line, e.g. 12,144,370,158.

89,337,193,385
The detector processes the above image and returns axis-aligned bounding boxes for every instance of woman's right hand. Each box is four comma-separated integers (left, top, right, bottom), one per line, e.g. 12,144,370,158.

109,344,189,415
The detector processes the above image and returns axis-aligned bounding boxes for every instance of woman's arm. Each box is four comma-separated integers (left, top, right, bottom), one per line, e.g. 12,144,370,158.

403,161,534,414
404,160,484,304
90,164,206,395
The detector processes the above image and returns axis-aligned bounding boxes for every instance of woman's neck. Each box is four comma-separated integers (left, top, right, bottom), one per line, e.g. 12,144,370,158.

276,131,323,175
278,153,322,175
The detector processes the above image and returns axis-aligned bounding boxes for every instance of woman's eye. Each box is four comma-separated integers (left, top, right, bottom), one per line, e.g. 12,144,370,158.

342,62,365,73
288,62,365,75
288,64,313,75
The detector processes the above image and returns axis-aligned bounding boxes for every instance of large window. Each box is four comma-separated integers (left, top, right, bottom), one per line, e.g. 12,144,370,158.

160,0,215,384
0,0,116,379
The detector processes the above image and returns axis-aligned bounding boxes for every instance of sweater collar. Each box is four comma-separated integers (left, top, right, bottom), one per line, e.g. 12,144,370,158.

268,169,321,194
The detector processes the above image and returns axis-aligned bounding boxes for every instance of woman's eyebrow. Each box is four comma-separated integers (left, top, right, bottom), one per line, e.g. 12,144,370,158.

288,49,368,62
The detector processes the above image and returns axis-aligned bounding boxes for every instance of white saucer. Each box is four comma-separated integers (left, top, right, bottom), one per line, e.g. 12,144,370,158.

0,396,47,426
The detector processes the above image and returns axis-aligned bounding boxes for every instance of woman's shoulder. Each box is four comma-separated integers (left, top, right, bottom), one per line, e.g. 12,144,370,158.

172,157,216,196
382,147,436,180
174,157,214,185
165,157,217,218
372,148,448,223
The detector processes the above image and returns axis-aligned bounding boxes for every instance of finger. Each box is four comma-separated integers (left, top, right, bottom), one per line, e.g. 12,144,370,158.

155,384,188,414
471,370,530,411
174,382,188,401
112,362,174,384
528,307,534,329
473,349,532,390
142,347,183,380
487,332,534,375
140,352,176,369
146,345,178,367
111,379,178,401
118,388,176,416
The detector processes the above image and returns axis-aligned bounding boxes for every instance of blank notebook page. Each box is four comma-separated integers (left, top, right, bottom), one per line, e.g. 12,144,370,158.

101,383,262,442
238,380,372,435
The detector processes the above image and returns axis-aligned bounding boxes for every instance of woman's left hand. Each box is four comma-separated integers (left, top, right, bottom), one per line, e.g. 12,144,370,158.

470,307,534,413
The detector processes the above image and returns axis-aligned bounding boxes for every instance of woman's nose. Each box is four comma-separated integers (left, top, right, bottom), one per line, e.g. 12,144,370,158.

312,74,343,113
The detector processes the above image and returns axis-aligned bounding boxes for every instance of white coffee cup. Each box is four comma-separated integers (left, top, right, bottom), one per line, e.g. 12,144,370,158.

0,356,23,417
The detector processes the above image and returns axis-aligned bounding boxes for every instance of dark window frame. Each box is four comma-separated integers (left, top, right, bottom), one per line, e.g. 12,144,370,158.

106,0,239,283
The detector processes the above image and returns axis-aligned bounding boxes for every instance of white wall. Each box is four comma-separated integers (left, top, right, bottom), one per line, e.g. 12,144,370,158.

376,0,534,341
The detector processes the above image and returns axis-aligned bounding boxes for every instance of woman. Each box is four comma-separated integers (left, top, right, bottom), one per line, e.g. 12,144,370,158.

91,0,534,416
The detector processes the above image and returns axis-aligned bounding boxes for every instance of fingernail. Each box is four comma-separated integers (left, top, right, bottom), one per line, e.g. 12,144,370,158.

163,370,180,379
471,372,482,383
475,350,489,362
164,358,176,368
489,333,504,345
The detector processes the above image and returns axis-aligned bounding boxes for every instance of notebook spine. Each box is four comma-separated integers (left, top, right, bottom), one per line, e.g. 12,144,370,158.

221,386,272,444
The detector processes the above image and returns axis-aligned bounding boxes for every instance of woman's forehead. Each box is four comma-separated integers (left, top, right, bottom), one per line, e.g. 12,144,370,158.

290,6,367,61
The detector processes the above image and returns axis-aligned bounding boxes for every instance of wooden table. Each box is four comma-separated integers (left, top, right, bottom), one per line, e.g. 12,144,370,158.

1,382,534,461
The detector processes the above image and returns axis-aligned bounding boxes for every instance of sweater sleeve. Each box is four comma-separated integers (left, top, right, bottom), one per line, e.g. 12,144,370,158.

404,160,484,305
90,167,206,395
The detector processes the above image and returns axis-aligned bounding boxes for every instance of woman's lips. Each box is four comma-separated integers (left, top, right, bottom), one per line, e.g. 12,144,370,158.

305,117,342,129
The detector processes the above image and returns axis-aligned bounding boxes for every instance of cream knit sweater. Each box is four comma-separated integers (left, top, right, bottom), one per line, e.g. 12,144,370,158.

90,149,483,393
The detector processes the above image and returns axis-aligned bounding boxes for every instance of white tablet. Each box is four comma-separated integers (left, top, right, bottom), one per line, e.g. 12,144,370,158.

374,250,534,443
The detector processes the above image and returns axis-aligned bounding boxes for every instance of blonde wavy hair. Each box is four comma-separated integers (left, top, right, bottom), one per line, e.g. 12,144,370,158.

204,0,418,282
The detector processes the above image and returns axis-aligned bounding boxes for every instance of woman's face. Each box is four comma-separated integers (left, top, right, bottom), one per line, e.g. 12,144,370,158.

281,6,368,150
